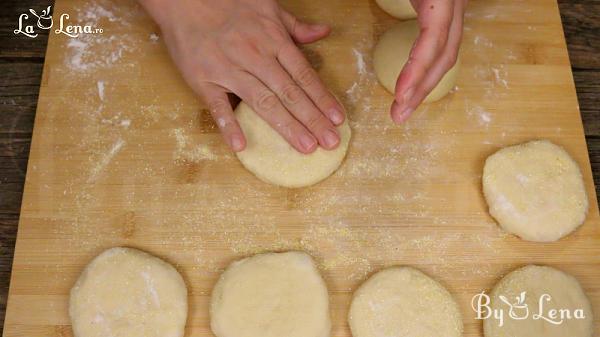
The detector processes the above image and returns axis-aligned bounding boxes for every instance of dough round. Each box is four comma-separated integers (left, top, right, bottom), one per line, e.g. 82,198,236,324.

69,247,188,337
349,267,463,337
484,265,593,337
210,251,331,337
375,0,417,19
373,20,460,102
482,140,588,242
234,102,351,188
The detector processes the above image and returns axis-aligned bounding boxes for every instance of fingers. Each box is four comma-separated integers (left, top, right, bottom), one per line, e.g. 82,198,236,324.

249,59,341,149
279,9,331,44
277,43,345,125
407,0,465,108
227,70,320,154
198,84,246,152
391,0,455,123
278,9,346,131
391,1,465,123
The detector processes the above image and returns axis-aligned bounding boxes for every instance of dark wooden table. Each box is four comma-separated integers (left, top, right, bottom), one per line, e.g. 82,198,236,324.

0,0,599,331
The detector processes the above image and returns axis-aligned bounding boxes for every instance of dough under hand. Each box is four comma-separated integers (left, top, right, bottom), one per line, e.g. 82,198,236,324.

234,102,351,188
375,0,417,19
373,20,460,102
69,247,188,337
482,140,588,242
484,265,593,337
349,267,463,337
210,251,331,337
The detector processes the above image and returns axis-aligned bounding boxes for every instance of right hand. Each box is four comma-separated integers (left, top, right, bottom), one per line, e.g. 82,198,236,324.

139,0,346,153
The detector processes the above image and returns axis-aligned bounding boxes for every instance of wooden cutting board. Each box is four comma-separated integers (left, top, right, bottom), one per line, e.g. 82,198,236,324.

4,0,600,336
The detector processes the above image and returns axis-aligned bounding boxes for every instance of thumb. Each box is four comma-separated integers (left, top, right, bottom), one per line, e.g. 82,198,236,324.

280,9,331,44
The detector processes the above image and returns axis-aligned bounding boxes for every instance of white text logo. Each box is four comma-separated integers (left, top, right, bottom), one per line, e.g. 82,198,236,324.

471,291,586,327
14,6,103,38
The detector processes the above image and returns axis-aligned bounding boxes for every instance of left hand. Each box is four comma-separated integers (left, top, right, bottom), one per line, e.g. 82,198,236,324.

391,0,467,123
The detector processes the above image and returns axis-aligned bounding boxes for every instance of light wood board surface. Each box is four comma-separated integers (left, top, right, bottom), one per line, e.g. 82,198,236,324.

4,0,600,336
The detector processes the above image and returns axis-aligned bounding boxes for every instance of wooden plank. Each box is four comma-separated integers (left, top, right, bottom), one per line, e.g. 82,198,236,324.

0,1,54,58
573,70,600,136
558,0,600,137
558,0,600,69
0,214,18,330
588,137,600,194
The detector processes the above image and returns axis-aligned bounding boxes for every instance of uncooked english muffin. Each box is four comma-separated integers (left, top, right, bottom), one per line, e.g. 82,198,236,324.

375,0,417,19
373,20,460,102
484,265,593,337
210,251,331,337
69,247,188,337
349,267,463,337
234,102,351,188
482,140,588,242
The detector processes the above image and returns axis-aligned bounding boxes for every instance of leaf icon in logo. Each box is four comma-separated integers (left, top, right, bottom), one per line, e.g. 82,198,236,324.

516,291,526,305
499,292,529,320
41,6,52,17
29,6,53,30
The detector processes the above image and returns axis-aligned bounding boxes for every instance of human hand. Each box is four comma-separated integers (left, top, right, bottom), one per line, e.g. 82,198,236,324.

391,0,467,123
139,0,346,153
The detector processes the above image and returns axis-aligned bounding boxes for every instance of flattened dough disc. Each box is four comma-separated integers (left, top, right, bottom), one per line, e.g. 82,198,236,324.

69,247,188,337
484,265,593,337
349,267,463,337
482,140,588,241
210,251,331,337
234,102,351,188
373,20,460,102
375,0,417,19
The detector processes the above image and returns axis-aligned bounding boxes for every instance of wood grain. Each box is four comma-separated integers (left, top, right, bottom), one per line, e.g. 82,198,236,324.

558,1,600,70
1,0,600,336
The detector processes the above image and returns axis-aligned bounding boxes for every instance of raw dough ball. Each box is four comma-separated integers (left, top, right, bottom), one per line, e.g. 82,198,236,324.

375,0,417,19
373,20,460,102
349,267,463,337
234,102,351,188
69,247,188,337
210,251,331,337
484,265,593,337
482,140,588,242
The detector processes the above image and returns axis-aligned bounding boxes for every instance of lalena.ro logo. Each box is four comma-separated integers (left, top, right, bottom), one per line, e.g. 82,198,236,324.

471,291,587,327
14,5,103,38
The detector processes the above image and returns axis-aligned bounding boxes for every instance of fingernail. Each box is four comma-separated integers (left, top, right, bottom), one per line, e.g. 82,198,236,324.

300,134,317,152
231,135,244,152
329,108,344,125
322,129,340,149
401,107,414,118
311,24,329,32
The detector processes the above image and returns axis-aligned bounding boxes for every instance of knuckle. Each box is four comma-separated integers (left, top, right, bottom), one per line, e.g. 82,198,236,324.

305,112,326,131
262,19,288,42
439,25,451,38
280,84,304,106
255,90,279,111
272,118,296,141
277,119,294,134
435,28,451,47
445,52,459,68
208,97,229,115
296,65,318,87
224,30,247,47
315,91,335,108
